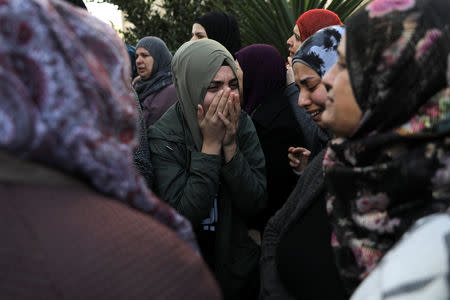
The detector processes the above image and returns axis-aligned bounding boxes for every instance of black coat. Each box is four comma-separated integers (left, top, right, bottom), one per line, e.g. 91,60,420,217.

260,150,346,299
250,83,323,230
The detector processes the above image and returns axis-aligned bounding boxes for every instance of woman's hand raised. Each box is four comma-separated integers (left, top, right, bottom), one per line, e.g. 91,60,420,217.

288,147,311,174
218,91,240,163
197,89,230,155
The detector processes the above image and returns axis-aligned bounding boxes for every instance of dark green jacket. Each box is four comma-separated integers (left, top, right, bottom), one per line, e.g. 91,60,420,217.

148,103,267,298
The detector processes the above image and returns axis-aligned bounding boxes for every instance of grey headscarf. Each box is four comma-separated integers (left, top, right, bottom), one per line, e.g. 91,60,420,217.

292,25,345,77
171,39,237,150
135,36,173,101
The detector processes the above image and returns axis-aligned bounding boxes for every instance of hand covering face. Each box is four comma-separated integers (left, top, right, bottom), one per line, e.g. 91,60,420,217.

171,39,237,150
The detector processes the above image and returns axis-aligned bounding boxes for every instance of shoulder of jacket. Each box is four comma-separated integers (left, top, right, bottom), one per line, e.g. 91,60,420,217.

148,106,183,140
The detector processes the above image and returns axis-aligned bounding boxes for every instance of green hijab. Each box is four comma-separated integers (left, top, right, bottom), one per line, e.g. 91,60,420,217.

171,39,237,151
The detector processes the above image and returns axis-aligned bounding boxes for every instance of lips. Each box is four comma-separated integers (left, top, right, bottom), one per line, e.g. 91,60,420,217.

307,108,324,121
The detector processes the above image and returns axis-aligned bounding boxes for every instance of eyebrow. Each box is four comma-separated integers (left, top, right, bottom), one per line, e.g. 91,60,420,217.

210,80,223,85
210,77,238,84
299,76,318,85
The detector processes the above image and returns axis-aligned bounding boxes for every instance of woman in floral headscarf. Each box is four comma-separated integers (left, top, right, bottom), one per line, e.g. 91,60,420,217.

321,0,450,293
0,0,219,298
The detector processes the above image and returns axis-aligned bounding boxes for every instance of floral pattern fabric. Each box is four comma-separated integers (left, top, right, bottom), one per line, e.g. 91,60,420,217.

323,0,450,293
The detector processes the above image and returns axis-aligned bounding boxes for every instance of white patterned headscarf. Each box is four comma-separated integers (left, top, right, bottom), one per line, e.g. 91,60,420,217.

292,25,345,77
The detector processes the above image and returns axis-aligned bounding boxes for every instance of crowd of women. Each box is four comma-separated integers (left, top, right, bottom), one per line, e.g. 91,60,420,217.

1,0,449,299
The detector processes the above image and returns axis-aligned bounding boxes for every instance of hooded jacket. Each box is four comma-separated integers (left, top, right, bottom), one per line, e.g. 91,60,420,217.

148,39,267,299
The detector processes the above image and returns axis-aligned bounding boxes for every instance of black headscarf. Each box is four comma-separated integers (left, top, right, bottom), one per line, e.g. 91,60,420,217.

235,44,286,114
195,11,241,57
323,0,450,293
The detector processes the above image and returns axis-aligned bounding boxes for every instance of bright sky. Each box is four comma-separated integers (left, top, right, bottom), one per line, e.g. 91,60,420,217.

84,1,123,31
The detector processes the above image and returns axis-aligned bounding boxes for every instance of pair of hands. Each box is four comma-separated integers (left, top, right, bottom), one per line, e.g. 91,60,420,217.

198,88,241,162
288,146,311,173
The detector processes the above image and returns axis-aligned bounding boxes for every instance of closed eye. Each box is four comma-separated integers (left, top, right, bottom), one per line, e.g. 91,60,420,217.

207,85,219,91
229,79,238,90
337,61,347,69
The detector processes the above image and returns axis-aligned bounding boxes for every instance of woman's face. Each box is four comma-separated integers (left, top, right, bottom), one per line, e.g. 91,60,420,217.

294,62,328,128
135,47,154,80
287,24,301,58
235,60,244,101
322,34,362,138
191,23,207,41
203,66,239,112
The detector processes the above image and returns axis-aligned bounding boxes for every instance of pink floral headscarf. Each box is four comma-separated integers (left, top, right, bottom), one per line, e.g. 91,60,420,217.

0,0,197,249
323,0,450,293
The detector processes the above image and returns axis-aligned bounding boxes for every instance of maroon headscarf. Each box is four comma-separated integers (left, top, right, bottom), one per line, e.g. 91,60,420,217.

0,0,197,249
296,9,343,42
235,44,286,114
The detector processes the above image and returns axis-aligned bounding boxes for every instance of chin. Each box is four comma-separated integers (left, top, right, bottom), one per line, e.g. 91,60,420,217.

315,121,325,128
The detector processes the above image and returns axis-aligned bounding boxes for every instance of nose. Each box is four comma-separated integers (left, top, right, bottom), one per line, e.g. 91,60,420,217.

136,56,143,64
298,91,312,108
287,35,293,46
191,35,197,41
323,64,336,92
